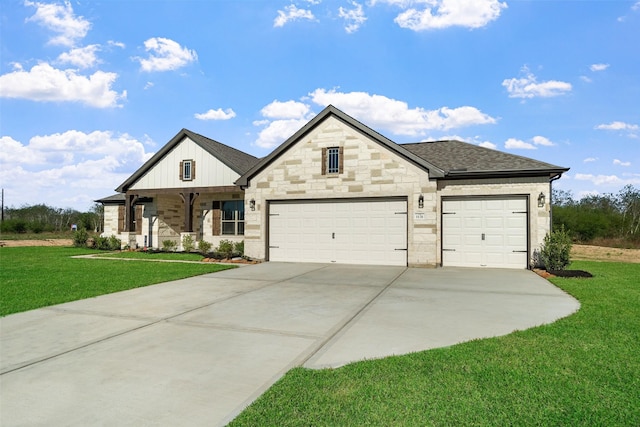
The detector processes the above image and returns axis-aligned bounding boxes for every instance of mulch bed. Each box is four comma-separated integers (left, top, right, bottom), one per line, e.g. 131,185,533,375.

534,268,593,279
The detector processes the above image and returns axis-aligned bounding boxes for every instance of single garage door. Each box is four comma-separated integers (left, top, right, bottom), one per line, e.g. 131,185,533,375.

442,197,528,269
269,199,407,266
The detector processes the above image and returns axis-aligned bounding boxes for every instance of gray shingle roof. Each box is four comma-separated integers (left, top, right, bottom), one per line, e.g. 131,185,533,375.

95,193,125,204
402,140,568,177
116,128,259,192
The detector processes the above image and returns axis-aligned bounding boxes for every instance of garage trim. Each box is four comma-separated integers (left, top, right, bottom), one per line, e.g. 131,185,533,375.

266,197,408,265
440,195,530,269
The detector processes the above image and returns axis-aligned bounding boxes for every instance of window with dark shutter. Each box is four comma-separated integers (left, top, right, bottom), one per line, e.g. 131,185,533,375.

327,147,340,174
180,160,195,181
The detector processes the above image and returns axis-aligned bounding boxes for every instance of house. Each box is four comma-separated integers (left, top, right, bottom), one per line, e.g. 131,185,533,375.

99,105,568,269
97,129,258,250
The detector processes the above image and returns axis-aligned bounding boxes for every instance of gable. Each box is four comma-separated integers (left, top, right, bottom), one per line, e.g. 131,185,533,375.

129,136,241,190
116,129,258,192
236,105,444,188
248,115,432,198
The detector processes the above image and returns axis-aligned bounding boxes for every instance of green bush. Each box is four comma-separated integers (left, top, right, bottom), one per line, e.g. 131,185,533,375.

162,239,177,252
72,228,89,247
198,239,212,254
540,226,572,271
217,239,234,258
234,240,244,257
182,234,195,252
107,235,122,251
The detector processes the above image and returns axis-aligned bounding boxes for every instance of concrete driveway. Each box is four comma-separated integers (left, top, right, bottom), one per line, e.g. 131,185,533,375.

0,263,578,426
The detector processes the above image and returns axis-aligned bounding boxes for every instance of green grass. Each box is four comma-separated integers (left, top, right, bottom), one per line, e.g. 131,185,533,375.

230,261,640,426
0,246,236,316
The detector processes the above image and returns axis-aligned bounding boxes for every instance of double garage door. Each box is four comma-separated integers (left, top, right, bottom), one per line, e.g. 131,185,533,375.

442,197,529,269
268,199,407,266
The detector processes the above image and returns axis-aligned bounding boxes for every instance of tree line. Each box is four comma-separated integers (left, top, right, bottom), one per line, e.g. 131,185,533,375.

1,203,104,234
553,184,640,245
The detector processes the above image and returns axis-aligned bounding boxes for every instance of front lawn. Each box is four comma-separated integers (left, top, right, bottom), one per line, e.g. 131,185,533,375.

0,246,236,316
230,261,640,426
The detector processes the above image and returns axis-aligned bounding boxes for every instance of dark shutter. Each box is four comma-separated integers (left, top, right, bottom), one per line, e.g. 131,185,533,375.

338,146,344,174
179,161,184,181
191,160,196,180
212,201,221,236
135,206,143,235
321,147,327,175
117,205,125,233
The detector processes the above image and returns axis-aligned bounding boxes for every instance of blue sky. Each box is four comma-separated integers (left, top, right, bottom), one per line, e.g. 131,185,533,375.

1,0,639,211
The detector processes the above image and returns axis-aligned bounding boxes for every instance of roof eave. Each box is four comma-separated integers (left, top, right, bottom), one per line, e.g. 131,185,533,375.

443,167,570,180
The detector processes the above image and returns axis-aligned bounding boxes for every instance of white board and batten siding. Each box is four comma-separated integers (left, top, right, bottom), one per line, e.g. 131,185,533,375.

130,137,240,190
268,198,408,266
442,197,528,269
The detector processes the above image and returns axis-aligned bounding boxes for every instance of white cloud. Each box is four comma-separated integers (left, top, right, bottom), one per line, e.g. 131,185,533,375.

613,159,631,167
108,40,126,49
0,131,154,210
505,138,536,150
504,135,555,150
194,108,237,121
25,0,91,46
590,63,609,72
478,141,497,149
583,157,598,163
574,173,640,188
261,100,311,119
253,89,497,148
144,81,154,90
57,44,100,68
580,75,592,83
274,4,316,27
136,38,198,72
531,135,554,146
339,1,367,33
377,0,507,31
0,62,125,108
255,118,310,149
595,121,639,131
309,88,496,134
502,67,572,98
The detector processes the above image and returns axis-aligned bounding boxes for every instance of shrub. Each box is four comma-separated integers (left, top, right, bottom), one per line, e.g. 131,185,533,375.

198,239,212,254
217,239,234,259
94,236,109,250
234,240,244,257
540,226,573,271
72,228,89,247
107,235,122,251
182,234,195,252
162,239,177,252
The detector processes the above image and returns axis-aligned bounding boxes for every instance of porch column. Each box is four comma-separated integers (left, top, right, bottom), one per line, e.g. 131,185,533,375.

181,192,199,232
124,193,139,232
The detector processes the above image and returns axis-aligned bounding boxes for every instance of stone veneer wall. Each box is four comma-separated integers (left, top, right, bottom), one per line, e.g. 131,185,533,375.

102,205,120,237
437,176,552,266
243,116,438,267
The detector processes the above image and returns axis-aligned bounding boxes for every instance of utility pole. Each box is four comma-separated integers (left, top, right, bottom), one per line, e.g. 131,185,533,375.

1,188,4,223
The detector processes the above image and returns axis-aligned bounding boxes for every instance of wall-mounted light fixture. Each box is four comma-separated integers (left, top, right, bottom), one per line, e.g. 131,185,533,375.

250,199,256,211
418,194,424,209
537,192,545,208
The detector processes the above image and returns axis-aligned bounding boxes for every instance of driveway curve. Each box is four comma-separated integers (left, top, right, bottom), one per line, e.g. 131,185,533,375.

0,263,578,426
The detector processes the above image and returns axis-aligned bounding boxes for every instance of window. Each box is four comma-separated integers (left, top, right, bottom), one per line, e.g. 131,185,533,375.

180,160,195,181
322,146,343,175
221,200,244,235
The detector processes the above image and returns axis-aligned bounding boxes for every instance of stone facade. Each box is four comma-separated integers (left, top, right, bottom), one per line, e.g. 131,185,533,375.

243,116,438,267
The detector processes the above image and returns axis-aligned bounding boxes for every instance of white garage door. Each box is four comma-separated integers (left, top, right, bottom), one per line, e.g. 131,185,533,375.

269,199,407,266
442,197,528,269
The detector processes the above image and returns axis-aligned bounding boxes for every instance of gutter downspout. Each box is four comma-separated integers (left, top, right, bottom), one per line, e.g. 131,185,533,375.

549,173,563,230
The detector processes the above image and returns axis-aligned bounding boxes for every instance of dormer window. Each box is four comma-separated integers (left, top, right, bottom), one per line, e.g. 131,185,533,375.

180,160,195,181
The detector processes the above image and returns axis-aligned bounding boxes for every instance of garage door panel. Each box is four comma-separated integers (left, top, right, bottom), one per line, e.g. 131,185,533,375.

443,198,528,269
269,199,407,266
